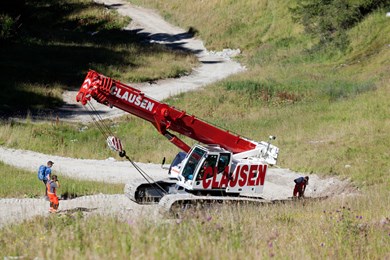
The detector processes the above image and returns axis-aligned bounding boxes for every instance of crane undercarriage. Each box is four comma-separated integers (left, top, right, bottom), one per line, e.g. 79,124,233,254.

125,178,280,215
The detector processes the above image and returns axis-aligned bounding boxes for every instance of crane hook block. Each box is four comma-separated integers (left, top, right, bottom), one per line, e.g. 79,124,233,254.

106,136,124,152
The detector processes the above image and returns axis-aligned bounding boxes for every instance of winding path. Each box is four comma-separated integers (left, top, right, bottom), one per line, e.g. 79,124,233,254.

0,0,247,227
0,0,354,228
60,0,245,122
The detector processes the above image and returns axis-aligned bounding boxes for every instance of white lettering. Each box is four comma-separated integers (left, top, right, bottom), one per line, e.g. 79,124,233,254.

121,91,129,101
128,93,136,103
140,99,147,109
110,86,155,112
110,86,117,95
115,89,122,98
146,101,154,111
134,96,142,106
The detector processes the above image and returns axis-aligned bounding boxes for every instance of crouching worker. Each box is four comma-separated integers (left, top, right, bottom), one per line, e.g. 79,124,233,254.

47,175,60,213
293,176,309,198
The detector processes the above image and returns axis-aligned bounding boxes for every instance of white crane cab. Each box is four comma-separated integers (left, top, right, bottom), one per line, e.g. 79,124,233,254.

171,144,272,196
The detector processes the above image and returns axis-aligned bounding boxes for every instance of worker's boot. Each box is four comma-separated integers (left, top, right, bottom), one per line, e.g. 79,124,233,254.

49,202,55,213
51,203,59,213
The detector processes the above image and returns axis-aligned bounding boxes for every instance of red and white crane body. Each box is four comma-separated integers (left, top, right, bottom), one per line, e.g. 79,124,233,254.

77,70,279,197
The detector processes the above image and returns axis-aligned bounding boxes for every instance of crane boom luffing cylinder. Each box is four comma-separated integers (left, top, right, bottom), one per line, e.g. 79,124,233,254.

76,70,279,202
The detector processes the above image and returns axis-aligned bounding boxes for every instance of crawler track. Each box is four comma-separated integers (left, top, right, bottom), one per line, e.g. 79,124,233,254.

125,179,332,217
124,178,177,204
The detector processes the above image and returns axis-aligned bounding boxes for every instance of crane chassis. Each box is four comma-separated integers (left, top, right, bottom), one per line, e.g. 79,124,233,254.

76,70,280,213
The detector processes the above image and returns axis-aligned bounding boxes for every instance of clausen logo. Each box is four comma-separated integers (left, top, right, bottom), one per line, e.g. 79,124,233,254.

202,164,267,189
110,85,155,112
82,78,91,89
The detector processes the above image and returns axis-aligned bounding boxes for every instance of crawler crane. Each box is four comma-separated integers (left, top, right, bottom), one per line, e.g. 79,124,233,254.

76,70,279,211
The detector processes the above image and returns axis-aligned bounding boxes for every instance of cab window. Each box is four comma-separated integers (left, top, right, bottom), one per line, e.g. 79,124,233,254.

217,153,230,174
182,147,206,180
196,155,218,180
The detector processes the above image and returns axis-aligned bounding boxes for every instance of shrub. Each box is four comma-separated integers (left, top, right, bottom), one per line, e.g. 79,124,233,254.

290,0,390,51
0,14,16,40
224,80,276,100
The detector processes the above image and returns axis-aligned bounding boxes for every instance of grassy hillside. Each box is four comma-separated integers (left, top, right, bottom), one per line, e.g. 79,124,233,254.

0,0,389,259
0,0,197,117
1,0,388,187
119,0,390,187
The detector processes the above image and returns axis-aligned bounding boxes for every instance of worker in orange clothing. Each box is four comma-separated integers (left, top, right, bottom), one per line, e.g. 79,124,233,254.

293,176,309,198
47,175,60,213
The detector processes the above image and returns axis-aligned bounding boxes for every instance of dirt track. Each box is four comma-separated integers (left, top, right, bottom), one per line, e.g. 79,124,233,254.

0,146,355,228
59,0,245,122
0,0,356,228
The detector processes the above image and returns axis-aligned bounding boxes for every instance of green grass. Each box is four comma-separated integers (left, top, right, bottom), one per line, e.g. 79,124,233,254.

0,188,389,259
3,79,388,187
129,0,389,87
0,161,124,198
0,0,387,186
0,0,389,258
0,119,116,159
0,0,197,116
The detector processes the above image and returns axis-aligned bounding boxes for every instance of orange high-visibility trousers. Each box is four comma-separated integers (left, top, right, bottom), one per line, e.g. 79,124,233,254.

47,181,59,210
48,194,59,205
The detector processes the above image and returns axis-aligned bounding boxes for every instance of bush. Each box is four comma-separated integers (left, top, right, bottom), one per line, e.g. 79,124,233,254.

224,80,276,100
290,0,390,51
321,80,376,101
0,14,16,40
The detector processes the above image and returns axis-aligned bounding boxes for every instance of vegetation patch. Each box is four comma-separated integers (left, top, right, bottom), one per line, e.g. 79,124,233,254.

0,161,123,198
0,192,388,259
0,0,197,117
290,0,390,52
0,1,389,258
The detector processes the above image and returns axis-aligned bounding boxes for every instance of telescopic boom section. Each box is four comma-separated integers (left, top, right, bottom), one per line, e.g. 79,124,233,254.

76,70,258,154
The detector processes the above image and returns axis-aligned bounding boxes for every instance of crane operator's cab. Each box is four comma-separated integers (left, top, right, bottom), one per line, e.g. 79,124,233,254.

169,144,270,196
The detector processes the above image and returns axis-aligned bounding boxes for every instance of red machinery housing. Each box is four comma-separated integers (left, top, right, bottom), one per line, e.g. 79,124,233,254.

77,70,279,203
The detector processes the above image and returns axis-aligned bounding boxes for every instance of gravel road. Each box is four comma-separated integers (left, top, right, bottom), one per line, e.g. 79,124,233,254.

0,146,354,228
0,0,355,228
59,0,245,122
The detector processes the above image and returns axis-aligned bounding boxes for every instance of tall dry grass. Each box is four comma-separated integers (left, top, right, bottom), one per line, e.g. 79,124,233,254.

1,187,388,259
0,1,389,258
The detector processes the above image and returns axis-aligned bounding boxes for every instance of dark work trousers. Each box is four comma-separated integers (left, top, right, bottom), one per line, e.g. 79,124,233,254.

43,179,48,197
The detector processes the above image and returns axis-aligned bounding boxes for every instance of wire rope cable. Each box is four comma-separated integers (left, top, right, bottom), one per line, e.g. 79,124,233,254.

83,102,167,198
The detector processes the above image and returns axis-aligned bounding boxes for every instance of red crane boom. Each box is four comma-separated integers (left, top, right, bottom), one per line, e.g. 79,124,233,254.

76,70,258,154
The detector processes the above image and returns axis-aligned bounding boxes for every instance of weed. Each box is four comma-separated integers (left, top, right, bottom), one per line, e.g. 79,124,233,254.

0,161,123,198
